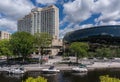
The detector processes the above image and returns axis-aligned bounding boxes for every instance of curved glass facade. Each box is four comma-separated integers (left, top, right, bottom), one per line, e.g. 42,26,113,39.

64,25,120,44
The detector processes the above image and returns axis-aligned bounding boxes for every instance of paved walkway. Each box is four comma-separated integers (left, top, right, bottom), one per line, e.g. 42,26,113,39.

21,61,120,71
87,62,120,68
1,56,120,72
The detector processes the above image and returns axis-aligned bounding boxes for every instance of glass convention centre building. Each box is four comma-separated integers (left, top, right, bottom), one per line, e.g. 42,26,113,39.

64,25,120,44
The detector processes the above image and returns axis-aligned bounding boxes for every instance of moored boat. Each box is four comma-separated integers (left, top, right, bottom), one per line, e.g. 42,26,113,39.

5,67,26,74
41,66,60,74
71,64,88,75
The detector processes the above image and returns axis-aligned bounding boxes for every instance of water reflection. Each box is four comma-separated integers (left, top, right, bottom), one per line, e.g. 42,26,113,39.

71,72,87,76
0,69,120,82
0,73,23,82
44,74,59,82
5,73,24,79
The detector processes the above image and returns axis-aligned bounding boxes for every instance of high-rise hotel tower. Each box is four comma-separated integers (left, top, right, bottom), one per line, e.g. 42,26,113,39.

18,5,59,39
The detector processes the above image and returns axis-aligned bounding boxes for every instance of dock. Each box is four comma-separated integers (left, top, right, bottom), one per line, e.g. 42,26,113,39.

1,62,120,74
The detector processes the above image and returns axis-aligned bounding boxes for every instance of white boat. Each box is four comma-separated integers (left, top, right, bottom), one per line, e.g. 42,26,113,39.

41,66,60,74
7,67,26,74
71,65,88,74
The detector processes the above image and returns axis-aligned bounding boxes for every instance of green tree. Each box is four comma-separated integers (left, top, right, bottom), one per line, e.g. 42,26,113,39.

34,32,52,64
88,52,96,57
116,48,120,57
10,32,34,62
70,42,89,63
96,48,112,58
0,39,12,63
23,76,47,82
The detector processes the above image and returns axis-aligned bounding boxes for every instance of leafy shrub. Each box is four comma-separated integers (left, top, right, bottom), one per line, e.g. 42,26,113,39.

100,75,120,82
23,76,47,82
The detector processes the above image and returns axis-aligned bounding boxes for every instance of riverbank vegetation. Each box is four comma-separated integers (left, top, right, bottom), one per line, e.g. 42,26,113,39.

1,31,120,65
64,42,120,59
23,76,47,82
10,32,34,62
0,32,52,64
0,39,12,64
34,32,52,64
69,42,89,63
100,75,120,82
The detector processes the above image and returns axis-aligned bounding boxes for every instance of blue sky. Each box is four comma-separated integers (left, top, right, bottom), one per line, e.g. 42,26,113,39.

0,0,120,38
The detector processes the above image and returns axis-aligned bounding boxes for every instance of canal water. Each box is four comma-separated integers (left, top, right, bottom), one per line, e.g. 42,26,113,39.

0,69,120,82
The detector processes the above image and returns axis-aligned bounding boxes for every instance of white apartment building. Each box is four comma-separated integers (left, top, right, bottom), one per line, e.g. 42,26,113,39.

18,5,59,39
0,31,11,40
18,5,62,55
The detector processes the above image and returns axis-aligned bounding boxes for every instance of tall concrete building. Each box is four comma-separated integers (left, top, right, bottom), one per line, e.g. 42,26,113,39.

18,5,59,39
18,5,62,55
0,31,11,40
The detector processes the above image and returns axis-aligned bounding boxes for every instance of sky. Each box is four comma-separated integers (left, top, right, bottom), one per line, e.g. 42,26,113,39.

0,0,120,38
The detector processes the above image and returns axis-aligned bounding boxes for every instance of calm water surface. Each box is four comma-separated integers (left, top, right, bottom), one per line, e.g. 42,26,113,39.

0,69,120,82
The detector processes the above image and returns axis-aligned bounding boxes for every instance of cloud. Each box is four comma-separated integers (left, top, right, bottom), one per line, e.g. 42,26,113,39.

60,23,74,38
93,0,120,24
60,23,93,38
60,0,120,38
60,0,94,38
100,21,120,26
0,0,34,33
63,0,93,23
0,18,17,32
36,0,57,5
62,0,120,25
0,0,34,20
75,24,93,30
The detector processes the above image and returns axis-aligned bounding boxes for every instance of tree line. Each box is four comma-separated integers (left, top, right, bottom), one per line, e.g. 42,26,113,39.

1,31,120,64
64,42,120,63
0,31,52,64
